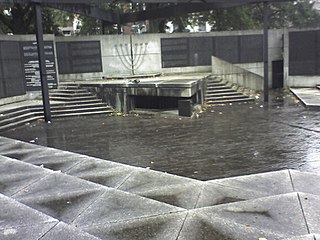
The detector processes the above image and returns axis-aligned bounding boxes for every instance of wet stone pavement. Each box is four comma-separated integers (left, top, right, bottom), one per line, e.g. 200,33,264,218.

1,89,320,180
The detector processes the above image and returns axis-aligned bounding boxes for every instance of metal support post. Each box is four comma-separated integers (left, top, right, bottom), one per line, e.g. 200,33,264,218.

129,34,134,75
34,3,51,122
263,1,269,102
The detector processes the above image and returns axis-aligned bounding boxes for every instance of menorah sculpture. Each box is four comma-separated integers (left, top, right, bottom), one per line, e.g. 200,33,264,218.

115,37,148,75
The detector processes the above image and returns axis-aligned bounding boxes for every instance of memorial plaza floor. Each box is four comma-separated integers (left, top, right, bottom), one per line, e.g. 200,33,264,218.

0,89,320,239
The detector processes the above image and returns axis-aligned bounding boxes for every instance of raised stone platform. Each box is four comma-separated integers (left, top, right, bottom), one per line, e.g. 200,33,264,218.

290,88,320,110
63,73,209,113
0,136,320,239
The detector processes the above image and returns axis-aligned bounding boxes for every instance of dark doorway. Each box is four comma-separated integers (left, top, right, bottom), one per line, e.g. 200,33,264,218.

272,60,284,89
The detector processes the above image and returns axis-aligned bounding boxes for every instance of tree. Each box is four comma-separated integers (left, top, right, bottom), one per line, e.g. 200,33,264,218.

0,4,34,34
0,4,60,34
270,0,320,28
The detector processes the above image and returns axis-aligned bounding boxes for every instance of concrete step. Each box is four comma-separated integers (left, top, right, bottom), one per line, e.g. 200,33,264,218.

0,115,43,131
205,92,243,98
51,106,113,115
50,102,110,110
50,92,94,98
0,111,43,127
50,89,88,94
0,107,31,120
206,85,231,90
316,85,320,90
206,82,226,87
52,110,112,118
206,94,250,101
206,88,237,94
207,97,255,105
57,85,81,90
207,76,221,81
50,96,97,102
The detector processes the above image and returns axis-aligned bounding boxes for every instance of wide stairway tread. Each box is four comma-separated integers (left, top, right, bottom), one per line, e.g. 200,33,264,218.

205,76,254,105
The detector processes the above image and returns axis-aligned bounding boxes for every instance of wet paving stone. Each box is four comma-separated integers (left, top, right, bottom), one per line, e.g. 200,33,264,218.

66,158,135,188
80,212,187,240
1,90,319,180
0,156,49,196
118,168,203,209
13,173,105,223
0,193,58,240
41,222,101,240
181,193,309,240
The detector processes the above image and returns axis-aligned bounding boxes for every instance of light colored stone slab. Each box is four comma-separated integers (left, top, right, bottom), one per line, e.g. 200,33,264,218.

0,156,49,196
81,212,187,240
66,158,134,188
13,173,104,223
0,193,57,230
291,170,320,196
299,193,320,235
208,170,294,196
118,168,203,209
186,193,309,239
42,222,101,240
73,189,185,227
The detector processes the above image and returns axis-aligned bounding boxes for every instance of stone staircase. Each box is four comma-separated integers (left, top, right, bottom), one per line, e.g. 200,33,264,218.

0,84,114,132
205,76,255,105
49,83,113,118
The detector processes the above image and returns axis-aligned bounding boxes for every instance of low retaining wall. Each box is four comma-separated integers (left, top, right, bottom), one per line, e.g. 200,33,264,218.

211,56,264,91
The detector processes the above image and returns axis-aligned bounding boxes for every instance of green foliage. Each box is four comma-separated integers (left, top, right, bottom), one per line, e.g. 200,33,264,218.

191,0,320,31
0,4,60,34
270,1,320,28
0,1,319,35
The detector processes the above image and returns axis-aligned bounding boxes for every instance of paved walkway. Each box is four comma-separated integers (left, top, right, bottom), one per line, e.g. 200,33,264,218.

0,136,319,239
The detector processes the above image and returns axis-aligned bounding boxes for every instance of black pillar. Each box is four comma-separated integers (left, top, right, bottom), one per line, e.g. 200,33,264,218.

263,1,269,102
34,3,51,122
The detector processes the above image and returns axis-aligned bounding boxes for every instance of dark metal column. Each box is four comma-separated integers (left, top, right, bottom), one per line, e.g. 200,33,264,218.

34,3,51,122
263,1,269,102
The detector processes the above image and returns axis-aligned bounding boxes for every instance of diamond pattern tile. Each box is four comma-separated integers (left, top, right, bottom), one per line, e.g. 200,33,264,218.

13,173,105,223
118,169,203,209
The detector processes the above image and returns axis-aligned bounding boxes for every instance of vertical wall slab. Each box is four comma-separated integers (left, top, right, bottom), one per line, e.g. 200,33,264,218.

284,28,320,87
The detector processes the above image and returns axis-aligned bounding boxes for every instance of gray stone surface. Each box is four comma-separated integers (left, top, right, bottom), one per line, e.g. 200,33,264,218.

183,193,309,239
0,156,48,196
0,223,58,240
73,189,185,228
208,170,294,196
13,173,105,223
118,168,203,209
291,170,320,196
0,138,84,172
1,136,320,239
299,193,320,235
66,158,134,188
41,222,101,240
0,193,58,240
196,181,269,208
81,212,187,240
290,88,320,109
282,234,317,240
